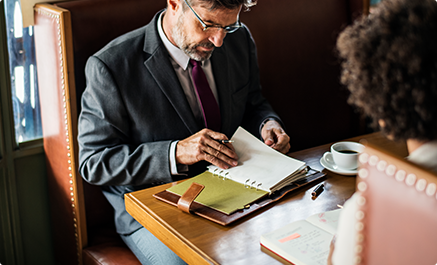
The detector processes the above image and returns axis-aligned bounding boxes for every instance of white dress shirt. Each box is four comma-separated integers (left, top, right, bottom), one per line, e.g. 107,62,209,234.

157,11,219,175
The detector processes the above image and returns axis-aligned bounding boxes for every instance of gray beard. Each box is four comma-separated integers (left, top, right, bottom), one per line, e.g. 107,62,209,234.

172,13,214,61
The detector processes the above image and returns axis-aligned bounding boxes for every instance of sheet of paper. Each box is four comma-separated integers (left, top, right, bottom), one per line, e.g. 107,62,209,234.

306,209,342,235
208,127,306,192
260,220,334,265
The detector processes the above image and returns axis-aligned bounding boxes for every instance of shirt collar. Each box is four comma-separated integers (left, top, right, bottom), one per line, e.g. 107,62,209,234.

157,11,191,70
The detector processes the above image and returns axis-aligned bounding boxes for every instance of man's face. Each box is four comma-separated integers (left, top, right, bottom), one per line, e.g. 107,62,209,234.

172,1,241,61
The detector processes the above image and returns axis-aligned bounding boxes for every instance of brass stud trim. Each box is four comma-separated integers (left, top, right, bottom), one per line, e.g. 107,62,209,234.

359,153,369,164
376,160,387,172
37,7,82,261
385,164,396,176
357,182,367,192
405,174,416,186
395,170,406,182
416,179,427,192
426,183,436,197
358,168,368,179
368,155,379,166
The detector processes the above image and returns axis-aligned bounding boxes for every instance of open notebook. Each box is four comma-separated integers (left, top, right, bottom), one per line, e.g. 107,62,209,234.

154,126,325,225
207,126,307,193
166,127,307,215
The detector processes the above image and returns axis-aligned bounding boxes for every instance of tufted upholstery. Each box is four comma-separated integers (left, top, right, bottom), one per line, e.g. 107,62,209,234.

356,144,437,264
33,0,364,264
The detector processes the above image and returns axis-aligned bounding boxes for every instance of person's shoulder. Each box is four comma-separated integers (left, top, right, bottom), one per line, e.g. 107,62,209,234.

95,26,148,58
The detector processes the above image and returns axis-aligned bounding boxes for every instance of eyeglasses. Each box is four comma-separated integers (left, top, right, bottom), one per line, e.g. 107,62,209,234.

183,0,242,33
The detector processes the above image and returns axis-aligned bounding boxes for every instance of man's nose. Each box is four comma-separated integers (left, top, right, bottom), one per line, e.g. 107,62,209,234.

208,29,227,47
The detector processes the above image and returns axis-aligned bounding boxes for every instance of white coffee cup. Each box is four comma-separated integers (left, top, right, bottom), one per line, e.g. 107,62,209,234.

324,141,365,170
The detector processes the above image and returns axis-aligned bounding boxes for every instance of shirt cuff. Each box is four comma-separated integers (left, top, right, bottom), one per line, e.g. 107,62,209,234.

259,117,278,136
170,141,188,175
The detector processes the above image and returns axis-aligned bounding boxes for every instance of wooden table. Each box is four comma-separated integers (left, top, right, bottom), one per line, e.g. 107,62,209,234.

125,132,407,264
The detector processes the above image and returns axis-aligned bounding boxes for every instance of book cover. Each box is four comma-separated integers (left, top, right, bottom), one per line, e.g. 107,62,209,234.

166,170,269,215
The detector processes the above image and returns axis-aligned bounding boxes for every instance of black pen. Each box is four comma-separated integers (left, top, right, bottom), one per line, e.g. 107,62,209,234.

311,183,324,197
217,140,234,144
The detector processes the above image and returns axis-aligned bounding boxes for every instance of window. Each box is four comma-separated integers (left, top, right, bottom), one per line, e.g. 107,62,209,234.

4,0,42,143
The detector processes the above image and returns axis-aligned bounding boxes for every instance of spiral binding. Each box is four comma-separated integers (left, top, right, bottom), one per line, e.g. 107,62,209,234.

208,166,263,190
211,167,231,180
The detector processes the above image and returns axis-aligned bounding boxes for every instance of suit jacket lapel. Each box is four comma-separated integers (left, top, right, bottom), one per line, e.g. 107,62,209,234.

143,12,201,134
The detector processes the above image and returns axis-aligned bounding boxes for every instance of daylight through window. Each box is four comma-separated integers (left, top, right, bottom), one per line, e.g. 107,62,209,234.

4,0,42,143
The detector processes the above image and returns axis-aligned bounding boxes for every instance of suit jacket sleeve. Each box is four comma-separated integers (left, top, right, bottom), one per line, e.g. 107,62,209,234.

78,56,174,186
217,25,282,137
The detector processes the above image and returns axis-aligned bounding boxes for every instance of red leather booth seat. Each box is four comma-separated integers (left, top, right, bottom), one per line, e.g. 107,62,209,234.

35,0,165,264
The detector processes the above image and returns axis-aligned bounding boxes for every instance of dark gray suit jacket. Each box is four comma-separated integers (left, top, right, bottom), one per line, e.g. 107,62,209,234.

78,10,281,235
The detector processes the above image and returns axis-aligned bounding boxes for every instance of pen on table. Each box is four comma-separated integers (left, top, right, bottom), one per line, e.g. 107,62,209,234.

311,183,324,197
217,140,234,144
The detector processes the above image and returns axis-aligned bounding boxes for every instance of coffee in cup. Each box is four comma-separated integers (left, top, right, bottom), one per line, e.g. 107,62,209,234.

327,141,365,170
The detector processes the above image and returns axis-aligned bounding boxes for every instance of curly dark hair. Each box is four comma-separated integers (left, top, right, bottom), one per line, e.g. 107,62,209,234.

337,0,437,141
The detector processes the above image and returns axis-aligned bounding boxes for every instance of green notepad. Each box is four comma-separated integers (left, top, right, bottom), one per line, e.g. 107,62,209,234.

167,171,269,215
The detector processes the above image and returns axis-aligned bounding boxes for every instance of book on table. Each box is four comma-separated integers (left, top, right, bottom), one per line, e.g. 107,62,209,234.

260,209,342,265
153,126,326,225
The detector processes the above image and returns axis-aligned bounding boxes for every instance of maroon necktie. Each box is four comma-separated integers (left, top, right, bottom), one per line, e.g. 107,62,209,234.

190,59,221,131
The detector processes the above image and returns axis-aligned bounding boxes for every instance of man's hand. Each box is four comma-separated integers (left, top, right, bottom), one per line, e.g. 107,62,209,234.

176,129,238,169
261,120,290,154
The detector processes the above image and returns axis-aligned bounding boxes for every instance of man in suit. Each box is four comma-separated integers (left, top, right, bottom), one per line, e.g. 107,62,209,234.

78,0,290,263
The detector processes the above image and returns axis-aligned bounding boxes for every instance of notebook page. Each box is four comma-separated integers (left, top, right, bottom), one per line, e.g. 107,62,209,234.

260,219,334,265
305,209,342,235
208,127,306,193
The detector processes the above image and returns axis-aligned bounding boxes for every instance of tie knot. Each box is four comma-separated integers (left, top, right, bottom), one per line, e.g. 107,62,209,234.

190,59,200,67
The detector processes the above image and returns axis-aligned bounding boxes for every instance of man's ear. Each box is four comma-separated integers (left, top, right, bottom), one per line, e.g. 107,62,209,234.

167,0,180,13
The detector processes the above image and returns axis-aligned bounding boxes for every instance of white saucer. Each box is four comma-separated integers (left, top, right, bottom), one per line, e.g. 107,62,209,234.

320,152,357,176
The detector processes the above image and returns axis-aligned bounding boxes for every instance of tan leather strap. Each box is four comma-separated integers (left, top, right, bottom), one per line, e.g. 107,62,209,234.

177,182,205,213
